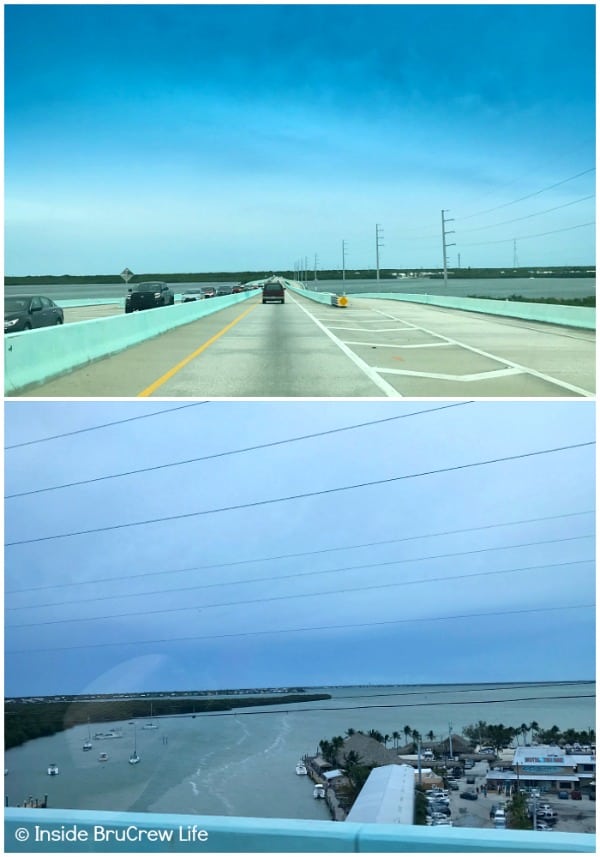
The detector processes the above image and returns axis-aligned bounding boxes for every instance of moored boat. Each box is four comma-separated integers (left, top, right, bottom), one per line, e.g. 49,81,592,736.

296,762,308,775
47,763,59,776
313,783,325,799
98,752,108,762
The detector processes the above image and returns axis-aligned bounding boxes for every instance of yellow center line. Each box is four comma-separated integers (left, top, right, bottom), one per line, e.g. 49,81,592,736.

137,303,258,397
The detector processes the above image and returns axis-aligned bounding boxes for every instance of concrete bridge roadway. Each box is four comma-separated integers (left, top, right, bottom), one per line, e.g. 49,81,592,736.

11,291,595,397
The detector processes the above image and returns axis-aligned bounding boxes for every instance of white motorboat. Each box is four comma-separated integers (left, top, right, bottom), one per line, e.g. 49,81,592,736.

296,762,308,775
98,752,108,762
47,763,59,776
313,784,325,799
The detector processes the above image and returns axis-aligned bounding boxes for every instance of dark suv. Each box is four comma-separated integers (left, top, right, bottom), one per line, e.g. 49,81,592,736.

125,282,175,313
262,279,285,304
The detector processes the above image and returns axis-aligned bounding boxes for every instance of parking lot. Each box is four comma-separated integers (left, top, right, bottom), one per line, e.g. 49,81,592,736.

433,762,596,834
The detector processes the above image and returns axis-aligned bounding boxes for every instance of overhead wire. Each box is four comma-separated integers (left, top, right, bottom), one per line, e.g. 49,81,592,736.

4,401,473,500
4,402,210,450
6,508,592,595
6,556,593,628
5,440,594,547
455,195,595,234
6,604,594,654
7,535,593,613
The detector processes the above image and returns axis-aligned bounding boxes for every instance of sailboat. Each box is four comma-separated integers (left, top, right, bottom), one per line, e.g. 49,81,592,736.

142,703,158,730
129,726,140,765
82,718,93,751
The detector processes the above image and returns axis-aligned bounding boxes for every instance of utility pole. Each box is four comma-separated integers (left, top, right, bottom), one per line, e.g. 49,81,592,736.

458,253,461,269
305,256,309,288
314,253,318,282
441,210,455,287
513,239,519,268
342,240,347,282
375,223,384,280
448,722,454,760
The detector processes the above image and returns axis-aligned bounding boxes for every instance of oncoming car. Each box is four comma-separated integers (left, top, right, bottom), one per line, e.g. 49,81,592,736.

181,290,205,303
125,282,175,312
5,295,64,332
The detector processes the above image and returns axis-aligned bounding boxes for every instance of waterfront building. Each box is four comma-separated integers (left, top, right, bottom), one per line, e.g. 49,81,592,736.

486,745,596,795
345,764,415,825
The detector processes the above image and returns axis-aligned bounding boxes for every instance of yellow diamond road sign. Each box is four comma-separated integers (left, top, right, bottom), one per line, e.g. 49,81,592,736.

120,268,133,282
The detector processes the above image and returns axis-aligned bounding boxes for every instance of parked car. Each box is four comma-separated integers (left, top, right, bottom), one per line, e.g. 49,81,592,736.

460,791,478,800
447,781,459,790
536,810,558,823
427,805,451,817
466,776,476,784
570,790,582,800
262,278,285,304
557,790,570,799
5,295,64,332
125,282,174,312
535,822,552,831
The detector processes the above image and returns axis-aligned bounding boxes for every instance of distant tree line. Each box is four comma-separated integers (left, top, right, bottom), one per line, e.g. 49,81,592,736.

5,265,594,287
4,693,330,750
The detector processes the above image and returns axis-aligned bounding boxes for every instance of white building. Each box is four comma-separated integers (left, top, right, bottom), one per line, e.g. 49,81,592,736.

345,764,414,825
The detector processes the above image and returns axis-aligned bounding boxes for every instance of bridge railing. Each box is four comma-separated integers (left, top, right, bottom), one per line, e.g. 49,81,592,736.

4,807,596,853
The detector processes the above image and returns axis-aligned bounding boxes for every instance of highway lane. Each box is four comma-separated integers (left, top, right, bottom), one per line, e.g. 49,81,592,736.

10,292,595,397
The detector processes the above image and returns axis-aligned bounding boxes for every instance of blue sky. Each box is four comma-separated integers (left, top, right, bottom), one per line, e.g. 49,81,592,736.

4,4,595,275
4,400,595,696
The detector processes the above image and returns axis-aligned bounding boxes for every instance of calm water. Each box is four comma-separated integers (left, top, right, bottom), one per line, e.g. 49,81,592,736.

5,682,594,820
307,277,595,300
4,277,595,301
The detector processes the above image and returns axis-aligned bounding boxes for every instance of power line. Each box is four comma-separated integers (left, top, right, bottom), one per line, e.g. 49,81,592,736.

7,509,592,596
5,604,594,655
456,195,595,234
455,167,596,221
5,441,594,547
7,536,593,613
4,402,210,450
459,221,595,247
5,402,473,500
7,556,593,629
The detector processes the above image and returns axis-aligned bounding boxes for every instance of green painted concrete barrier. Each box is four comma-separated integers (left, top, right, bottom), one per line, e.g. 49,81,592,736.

5,291,260,394
5,807,596,852
352,293,595,330
285,281,348,307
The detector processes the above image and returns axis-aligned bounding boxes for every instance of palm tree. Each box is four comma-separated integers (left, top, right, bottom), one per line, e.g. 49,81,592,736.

529,721,539,744
345,728,355,738
520,723,528,746
403,725,412,745
383,734,390,748
426,730,435,743
392,730,400,750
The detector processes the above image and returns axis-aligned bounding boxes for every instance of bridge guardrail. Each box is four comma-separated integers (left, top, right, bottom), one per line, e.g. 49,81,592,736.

351,293,595,330
5,290,261,394
285,281,348,308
